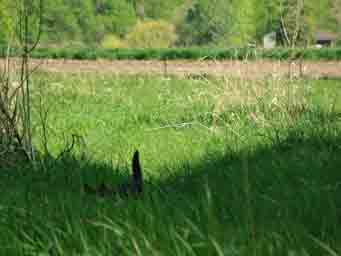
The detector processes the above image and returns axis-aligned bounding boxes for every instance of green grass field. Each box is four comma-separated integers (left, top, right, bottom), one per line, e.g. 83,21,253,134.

1,73,341,255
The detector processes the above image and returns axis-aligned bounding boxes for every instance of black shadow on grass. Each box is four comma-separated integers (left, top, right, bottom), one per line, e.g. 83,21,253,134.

1,109,341,254
1,110,341,216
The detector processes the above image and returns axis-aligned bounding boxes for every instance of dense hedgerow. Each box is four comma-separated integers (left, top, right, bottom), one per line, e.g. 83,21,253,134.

1,46,341,61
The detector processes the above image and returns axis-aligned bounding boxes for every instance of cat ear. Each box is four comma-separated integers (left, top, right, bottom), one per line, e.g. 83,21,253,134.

132,150,143,195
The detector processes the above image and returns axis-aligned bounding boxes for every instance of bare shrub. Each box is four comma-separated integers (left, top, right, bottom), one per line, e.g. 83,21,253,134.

0,0,43,168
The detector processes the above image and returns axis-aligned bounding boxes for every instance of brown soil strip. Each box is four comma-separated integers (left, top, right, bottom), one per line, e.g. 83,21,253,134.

1,58,341,79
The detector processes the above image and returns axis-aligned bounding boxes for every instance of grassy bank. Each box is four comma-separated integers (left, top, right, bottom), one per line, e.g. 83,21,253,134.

1,74,341,255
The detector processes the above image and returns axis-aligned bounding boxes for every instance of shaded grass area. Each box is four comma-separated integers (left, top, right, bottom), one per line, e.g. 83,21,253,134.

1,74,341,255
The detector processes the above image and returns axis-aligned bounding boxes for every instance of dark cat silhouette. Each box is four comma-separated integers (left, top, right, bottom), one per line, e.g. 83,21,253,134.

131,150,143,194
84,150,143,198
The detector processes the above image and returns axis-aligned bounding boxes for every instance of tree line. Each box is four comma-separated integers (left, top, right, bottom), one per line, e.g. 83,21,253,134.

0,0,340,48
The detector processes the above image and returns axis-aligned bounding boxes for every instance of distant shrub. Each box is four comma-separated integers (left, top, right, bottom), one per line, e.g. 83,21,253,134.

2,45,341,61
126,20,177,48
101,34,128,49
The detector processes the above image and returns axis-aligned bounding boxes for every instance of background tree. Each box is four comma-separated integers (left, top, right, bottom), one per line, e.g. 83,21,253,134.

126,0,145,20
253,0,281,42
227,0,261,46
94,0,137,37
175,0,231,46
330,0,341,43
276,0,316,47
42,0,81,45
1,0,337,48
143,0,185,20
0,0,14,44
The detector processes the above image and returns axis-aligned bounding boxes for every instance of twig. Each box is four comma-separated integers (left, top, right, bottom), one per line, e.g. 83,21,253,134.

145,121,212,132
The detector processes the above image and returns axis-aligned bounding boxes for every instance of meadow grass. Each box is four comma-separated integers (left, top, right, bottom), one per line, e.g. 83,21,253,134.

1,73,341,255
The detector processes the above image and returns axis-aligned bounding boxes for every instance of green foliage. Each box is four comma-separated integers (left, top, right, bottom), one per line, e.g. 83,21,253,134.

73,0,99,44
1,0,341,48
3,46,341,61
0,0,43,46
0,0,340,48
101,34,128,49
43,0,82,43
142,0,186,19
96,0,137,37
227,0,260,46
0,0,14,44
126,20,177,48
34,0,137,46
175,0,231,46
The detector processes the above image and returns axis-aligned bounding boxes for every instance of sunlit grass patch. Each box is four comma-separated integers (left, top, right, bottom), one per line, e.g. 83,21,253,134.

1,73,341,255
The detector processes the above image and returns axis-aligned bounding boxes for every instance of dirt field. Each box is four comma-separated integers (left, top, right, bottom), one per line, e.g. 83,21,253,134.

2,58,341,79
